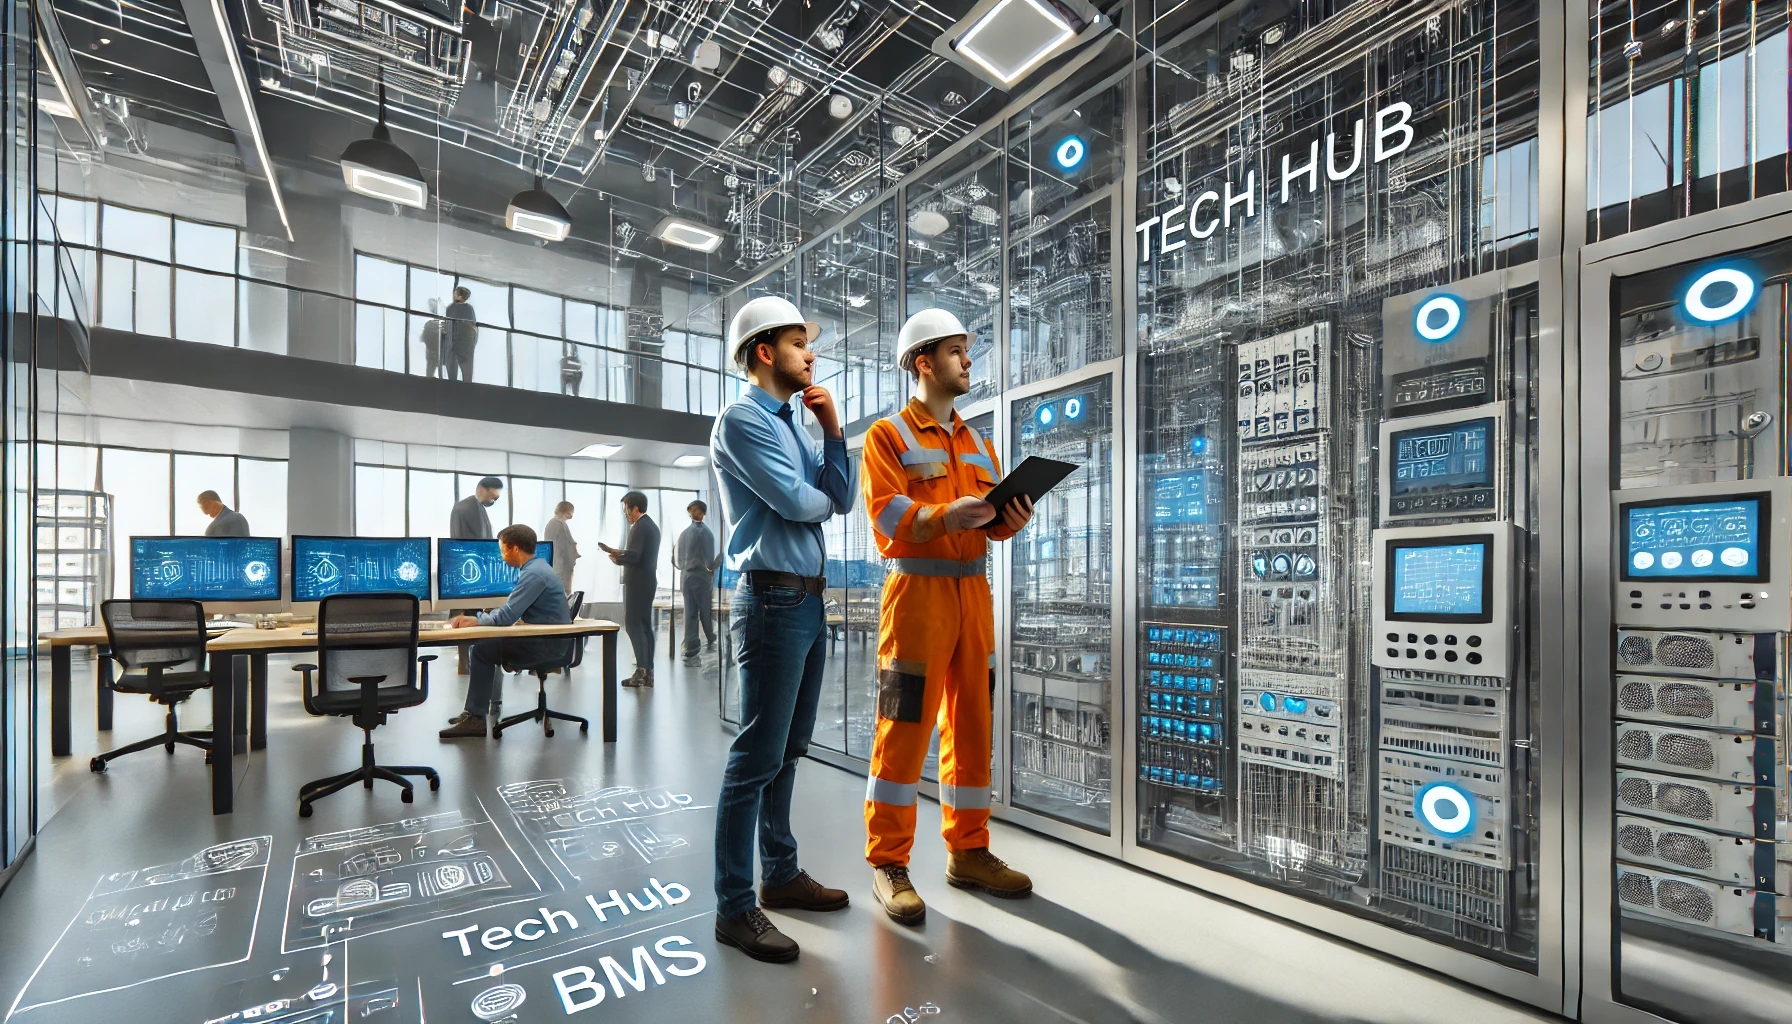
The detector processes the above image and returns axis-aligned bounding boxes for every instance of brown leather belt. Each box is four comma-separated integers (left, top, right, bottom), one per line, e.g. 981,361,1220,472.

743,570,826,596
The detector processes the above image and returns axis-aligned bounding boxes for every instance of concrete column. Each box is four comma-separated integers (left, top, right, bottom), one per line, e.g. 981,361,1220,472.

288,428,354,536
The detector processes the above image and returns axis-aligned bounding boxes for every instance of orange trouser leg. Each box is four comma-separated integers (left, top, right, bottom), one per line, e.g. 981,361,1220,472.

937,576,993,852
865,574,960,867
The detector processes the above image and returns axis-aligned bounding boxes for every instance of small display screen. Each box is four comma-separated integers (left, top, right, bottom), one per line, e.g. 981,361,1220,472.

436,539,553,600
1621,494,1767,582
293,537,431,603
130,537,282,603
1386,538,1492,622
1391,418,1494,494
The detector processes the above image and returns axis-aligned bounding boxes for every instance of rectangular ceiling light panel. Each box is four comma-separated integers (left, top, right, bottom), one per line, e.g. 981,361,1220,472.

953,0,1074,85
652,216,725,253
342,163,429,209
508,209,570,241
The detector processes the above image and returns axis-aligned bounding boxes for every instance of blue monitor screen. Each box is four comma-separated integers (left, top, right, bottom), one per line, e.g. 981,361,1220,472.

1388,539,1490,621
1622,495,1766,581
1390,418,1495,496
293,537,431,602
131,537,282,603
436,539,553,600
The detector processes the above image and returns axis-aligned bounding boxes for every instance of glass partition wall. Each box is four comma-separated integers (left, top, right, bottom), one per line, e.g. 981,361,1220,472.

717,1,1566,1010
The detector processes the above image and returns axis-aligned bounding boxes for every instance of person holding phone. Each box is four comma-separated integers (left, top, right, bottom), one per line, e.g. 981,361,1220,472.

859,308,1034,925
708,295,855,963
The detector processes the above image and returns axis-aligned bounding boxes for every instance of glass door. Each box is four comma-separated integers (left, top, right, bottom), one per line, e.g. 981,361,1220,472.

1582,216,1792,1024
1005,370,1118,836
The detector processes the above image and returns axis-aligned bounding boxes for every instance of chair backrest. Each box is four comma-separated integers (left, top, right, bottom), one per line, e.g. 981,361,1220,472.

101,600,208,678
317,593,420,698
566,589,585,619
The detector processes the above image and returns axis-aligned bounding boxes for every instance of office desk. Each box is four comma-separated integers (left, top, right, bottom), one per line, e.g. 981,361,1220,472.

42,619,621,815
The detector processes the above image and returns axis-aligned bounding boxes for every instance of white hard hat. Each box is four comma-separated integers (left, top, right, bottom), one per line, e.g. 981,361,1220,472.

896,308,969,371
728,295,820,365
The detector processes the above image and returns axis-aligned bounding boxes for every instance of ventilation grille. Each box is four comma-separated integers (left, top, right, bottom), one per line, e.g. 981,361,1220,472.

1656,782,1717,822
1656,830,1718,871
1618,729,1654,762
1655,635,1717,669
1618,869,1657,908
1656,732,1718,772
1659,683,1716,721
1619,635,1655,666
1617,775,1657,811
1619,680,1656,713
1658,878,1716,922
1618,823,1655,858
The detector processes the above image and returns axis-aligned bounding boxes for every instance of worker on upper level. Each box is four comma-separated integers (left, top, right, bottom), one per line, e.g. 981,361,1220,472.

859,307,1035,925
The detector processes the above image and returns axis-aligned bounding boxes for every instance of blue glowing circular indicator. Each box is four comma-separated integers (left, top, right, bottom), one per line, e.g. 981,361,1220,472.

1259,692,1278,712
1190,435,1207,453
1038,405,1054,426
1054,136,1087,171
1682,266,1757,324
1414,294,1464,342
1416,781,1476,838
1064,397,1083,419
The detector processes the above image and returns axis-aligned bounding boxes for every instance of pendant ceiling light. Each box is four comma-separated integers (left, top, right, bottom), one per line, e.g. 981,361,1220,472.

340,75,428,209
507,176,572,241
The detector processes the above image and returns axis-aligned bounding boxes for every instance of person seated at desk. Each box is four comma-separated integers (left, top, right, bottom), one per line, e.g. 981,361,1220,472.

440,524,571,740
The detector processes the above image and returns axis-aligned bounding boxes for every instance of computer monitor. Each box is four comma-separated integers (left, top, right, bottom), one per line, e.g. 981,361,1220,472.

1370,522,1517,678
434,538,553,610
1384,536,1492,623
1378,401,1506,520
129,536,284,613
290,536,432,614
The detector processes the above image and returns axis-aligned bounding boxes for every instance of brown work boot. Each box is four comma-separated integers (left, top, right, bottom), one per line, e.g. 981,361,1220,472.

622,668,654,688
761,870,849,912
714,908,799,963
947,847,1032,898
438,712,487,739
872,864,925,924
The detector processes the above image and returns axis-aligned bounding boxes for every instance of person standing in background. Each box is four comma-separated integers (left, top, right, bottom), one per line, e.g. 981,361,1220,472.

542,500,579,594
599,491,660,687
450,477,501,540
449,476,501,676
673,499,721,664
197,491,250,536
445,285,479,382
420,297,446,378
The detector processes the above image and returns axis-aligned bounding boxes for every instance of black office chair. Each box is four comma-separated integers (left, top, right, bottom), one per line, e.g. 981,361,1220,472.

291,593,440,817
93,599,215,774
494,589,587,739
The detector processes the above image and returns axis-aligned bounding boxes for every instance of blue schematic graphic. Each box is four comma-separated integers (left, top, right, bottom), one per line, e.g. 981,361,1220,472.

1389,541,1488,618
130,537,282,602
293,537,432,602
436,539,553,600
1622,496,1762,580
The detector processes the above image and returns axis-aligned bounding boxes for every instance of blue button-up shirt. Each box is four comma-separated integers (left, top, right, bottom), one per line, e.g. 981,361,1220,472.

711,385,853,577
477,556,571,627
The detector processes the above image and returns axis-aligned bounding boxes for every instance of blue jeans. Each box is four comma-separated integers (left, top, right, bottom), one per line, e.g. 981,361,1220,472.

713,584,827,919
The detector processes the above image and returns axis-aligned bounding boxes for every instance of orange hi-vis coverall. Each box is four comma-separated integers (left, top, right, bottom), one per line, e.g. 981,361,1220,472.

861,398,1014,867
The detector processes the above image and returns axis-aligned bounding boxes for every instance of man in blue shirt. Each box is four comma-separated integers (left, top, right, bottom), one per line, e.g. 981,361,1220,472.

709,295,854,962
440,524,571,739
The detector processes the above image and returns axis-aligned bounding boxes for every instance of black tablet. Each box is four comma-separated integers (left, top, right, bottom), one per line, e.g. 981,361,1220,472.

982,456,1078,521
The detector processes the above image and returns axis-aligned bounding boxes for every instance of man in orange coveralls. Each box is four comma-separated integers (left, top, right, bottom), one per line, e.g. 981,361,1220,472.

860,307,1036,924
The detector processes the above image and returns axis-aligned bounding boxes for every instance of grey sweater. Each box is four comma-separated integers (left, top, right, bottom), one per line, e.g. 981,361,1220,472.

450,495,494,539
672,522,720,580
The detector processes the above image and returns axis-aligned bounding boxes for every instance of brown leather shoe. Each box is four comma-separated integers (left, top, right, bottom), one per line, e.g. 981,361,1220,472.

438,712,488,739
946,848,1032,898
761,870,849,912
715,908,799,963
622,669,654,688
872,864,925,924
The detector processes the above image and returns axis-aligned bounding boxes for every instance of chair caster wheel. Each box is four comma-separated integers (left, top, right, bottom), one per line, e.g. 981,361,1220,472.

299,803,313,818
429,777,440,791
401,788,414,804
492,728,503,739
364,778,374,789
165,742,176,754
580,723,589,733
90,758,106,773
545,727,555,737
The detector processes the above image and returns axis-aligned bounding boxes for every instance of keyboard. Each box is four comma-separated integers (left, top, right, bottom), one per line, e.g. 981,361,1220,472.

419,621,454,631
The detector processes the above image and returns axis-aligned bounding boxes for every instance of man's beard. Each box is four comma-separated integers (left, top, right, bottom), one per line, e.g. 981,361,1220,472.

930,368,971,397
772,359,810,395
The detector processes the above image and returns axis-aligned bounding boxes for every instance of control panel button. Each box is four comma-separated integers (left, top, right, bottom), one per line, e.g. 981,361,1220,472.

1406,649,1419,659
1424,634,1438,645
1386,648,1400,659
1444,634,1457,645
1466,635,1481,648
1466,652,1483,665
1444,650,1459,663
1423,650,1437,660
1386,632,1399,642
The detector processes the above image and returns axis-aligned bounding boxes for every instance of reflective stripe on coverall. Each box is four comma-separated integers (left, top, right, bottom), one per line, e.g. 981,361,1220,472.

861,399,1012,866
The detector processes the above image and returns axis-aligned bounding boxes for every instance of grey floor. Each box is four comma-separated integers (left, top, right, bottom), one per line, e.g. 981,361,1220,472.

0,638,1566,1024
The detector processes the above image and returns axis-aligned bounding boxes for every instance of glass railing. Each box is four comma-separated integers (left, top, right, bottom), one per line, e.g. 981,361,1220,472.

48,244,727,416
